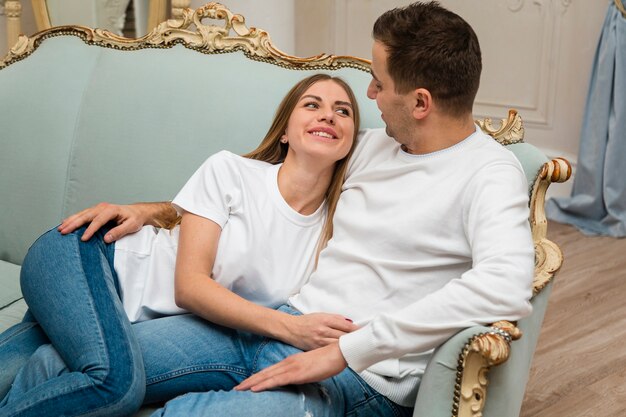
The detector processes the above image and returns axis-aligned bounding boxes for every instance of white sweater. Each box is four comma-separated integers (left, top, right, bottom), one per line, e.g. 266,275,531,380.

289,127,535,406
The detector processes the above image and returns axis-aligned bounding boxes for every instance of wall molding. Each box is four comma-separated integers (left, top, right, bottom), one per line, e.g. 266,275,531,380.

474,0,567,128
507,0,572,13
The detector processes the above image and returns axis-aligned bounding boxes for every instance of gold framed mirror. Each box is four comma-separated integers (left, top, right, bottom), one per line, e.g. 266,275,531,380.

31,0,168,36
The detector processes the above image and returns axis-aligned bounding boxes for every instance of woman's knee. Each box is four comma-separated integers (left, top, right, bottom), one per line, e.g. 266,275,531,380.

19,226,92,301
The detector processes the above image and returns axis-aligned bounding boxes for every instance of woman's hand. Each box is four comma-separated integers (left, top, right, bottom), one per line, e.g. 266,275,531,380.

279,313,359,351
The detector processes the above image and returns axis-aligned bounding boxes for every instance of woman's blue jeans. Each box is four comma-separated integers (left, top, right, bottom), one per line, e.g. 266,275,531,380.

0,228,412,417
0,226,145,416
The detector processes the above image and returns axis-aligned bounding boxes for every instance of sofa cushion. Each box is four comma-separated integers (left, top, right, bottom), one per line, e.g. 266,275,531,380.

0,260,24,333
0,260,21,310
0,299,27,333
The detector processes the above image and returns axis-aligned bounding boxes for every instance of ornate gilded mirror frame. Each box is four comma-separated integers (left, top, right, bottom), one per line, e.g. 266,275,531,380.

2,0,22,50
2,2,370,71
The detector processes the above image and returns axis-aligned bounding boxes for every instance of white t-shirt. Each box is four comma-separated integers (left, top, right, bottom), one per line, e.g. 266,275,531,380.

289,127,535,406
114,151,326,323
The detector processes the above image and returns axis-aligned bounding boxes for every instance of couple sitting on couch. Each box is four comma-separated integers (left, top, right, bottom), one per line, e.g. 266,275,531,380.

0,3,534,417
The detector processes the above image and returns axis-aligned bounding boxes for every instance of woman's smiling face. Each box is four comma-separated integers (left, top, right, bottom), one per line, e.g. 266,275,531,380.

282,79,356,165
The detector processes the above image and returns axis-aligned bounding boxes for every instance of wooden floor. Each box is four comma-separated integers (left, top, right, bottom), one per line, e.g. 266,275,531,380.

520,221,626,417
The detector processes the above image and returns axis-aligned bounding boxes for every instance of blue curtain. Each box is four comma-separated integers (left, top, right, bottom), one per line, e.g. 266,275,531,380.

547,0,626,237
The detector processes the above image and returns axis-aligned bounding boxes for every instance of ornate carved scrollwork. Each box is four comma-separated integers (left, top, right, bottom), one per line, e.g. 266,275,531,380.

475,109,524,145
4,0,20,18
1,2,370,72
530,157,571,293
455,321,522,417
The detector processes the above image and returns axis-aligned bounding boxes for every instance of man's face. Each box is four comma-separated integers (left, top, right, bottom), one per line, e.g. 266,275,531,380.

367,41,414,142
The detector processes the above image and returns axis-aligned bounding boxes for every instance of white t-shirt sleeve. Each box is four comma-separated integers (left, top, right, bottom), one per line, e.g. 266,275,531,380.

172,151,238,228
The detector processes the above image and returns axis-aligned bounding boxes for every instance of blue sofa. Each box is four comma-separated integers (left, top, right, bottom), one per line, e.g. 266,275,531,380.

0,3,570,416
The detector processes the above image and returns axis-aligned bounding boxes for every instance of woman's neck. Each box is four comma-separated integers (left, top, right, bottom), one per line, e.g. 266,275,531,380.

277,157,334,215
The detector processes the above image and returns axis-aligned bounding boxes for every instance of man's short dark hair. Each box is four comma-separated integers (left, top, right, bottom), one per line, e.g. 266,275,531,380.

373,1,482,117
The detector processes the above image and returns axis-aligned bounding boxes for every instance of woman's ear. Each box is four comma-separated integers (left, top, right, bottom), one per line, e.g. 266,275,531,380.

280,135,288,144
412,88,432,120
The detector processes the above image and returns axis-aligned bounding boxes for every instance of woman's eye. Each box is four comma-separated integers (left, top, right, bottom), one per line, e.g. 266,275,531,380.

336,108,351,116
304,102,319,109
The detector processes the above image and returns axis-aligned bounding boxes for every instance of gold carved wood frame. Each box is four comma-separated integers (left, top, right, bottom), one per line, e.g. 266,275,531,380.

0,4,571,417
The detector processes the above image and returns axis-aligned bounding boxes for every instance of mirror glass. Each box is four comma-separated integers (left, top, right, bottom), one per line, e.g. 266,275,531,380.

44,0,165,37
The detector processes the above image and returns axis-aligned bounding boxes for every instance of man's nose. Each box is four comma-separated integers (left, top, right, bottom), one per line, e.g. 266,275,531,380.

367,80,377,99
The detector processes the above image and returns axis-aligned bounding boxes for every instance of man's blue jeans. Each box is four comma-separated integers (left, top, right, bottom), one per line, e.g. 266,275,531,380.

0,229,412,417
0,227,145,416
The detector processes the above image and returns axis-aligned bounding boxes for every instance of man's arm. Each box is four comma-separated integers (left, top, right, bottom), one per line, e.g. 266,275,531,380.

58,201,178,242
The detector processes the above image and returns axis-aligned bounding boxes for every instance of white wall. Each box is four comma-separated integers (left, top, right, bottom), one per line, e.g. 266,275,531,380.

439,0,607,199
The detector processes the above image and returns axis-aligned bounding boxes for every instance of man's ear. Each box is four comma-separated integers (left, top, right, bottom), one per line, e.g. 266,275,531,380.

412,88,432,120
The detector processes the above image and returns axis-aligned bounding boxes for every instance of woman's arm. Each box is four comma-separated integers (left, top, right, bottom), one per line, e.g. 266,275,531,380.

175,211,358,351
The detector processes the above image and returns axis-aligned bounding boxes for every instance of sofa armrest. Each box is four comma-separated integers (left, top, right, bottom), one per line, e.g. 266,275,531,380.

414,321,520,417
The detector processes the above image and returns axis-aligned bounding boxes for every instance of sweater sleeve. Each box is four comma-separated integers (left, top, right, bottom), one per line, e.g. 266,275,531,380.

339,160,535,372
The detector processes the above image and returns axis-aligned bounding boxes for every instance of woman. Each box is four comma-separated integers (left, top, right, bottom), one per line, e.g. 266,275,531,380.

0,74,360,416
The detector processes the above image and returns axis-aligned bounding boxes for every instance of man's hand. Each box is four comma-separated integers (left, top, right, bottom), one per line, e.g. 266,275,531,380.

280,313,358,351
234,343,348,392
58,202,170,242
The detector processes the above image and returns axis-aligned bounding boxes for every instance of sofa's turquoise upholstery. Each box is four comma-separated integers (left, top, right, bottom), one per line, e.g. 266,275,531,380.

507,142,549,194
0,6,563,416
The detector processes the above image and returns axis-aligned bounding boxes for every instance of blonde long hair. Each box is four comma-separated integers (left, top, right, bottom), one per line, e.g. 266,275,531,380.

244,74,361,261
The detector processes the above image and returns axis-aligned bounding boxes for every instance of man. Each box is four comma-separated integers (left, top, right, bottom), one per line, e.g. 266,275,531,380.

59,2,534,415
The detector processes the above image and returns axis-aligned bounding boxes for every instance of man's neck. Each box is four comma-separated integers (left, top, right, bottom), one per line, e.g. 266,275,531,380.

402,113,476,155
